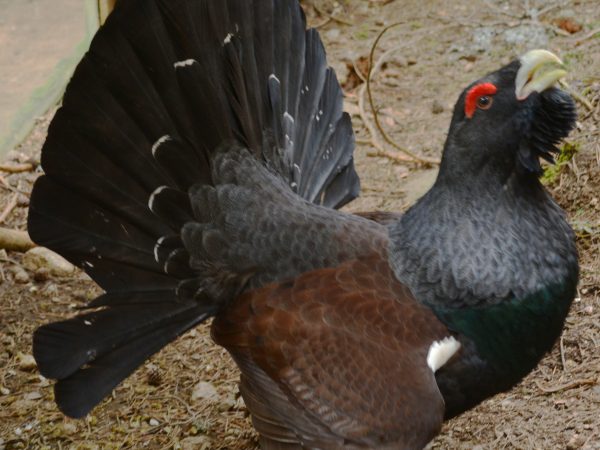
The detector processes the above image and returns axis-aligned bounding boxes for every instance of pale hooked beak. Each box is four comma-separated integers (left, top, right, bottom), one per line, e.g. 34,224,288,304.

515,49,567,101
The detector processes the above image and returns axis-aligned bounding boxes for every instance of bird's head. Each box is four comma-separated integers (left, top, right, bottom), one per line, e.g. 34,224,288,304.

440,49,577,182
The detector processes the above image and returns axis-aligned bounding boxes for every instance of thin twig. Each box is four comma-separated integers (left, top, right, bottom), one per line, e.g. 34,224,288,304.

311,2,353,26
0,193,19,224
535,378,597,394
366,23,440,165
0,256,21,266
0,175,31,196
0,176,17,193
366,148,416,163
357,84,387,155
314,16,332,28
573,27,600,46
481,0,521,19
0,163,34,173
537,1,568,18
559,335,567,371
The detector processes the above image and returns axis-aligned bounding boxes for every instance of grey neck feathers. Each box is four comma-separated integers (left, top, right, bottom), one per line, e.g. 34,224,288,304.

388,166,577,309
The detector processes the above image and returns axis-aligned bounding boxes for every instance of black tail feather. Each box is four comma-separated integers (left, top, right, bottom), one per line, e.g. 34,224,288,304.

28,179,172,290
46,305,207,418
29,0,360,417
34,300,194,379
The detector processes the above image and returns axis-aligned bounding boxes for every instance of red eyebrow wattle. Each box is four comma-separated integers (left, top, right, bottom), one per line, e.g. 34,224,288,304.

465,83,498,118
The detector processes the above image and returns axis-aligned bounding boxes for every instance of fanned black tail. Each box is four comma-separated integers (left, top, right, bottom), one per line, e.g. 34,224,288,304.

28,0,359,418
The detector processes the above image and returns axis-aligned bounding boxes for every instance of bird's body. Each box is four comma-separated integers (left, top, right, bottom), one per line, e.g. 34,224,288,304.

28,0,578,448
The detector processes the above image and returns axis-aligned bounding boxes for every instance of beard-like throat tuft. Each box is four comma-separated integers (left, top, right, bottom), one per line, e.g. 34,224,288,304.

515,88,577,175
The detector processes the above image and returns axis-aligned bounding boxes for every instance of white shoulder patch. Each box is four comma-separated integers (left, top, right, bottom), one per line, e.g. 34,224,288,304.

427,336,461,373
223,32,234,44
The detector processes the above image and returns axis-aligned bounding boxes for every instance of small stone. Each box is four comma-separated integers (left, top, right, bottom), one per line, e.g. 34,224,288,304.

217,396,236,412
23,247,76,277
148,418,159,427
191,381,219,402
86,415,98,426
6,150,20,161
566,433,585,449
62,422,77,434
12,267,30,284
325,29,340,41
390,55,408,68
471,27,495,51
234,396,246,410
33,268,50,282
180,436,211,450
17,353,37,371
44,284,59,296
1,386,10,395
24,391,42,400
431,100,444,114
17,194,29,207
503,24,548,48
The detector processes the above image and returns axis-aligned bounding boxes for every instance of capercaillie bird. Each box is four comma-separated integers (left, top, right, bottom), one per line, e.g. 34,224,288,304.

29,0,578,448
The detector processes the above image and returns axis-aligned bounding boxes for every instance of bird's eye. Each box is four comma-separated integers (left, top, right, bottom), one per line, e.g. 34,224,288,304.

477,96,493,110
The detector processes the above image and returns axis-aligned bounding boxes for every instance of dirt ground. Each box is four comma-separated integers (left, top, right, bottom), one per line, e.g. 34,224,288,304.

1,0,600,449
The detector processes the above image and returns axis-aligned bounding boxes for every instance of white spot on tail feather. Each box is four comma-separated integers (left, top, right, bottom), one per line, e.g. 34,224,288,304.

152,135,171,157
269,74,280,83
427,336,461,373
154,236,167,263
174,59,197,68
283,112,294,124
148,186,168,211
223,33,234,44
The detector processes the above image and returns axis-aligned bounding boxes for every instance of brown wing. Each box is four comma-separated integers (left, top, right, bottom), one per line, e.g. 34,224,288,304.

212,254,451,449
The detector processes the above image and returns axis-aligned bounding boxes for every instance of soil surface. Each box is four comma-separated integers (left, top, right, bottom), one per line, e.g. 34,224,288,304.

1,0,600,449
